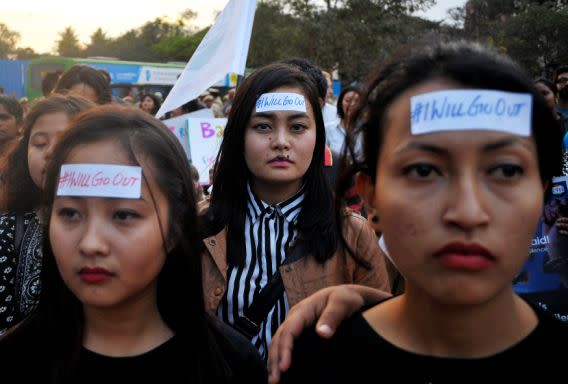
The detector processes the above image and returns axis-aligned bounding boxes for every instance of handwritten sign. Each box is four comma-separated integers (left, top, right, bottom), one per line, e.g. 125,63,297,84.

410,90,532,136
162,114,191,160
188,118,228,184
57,164,142,198
255,93,307,113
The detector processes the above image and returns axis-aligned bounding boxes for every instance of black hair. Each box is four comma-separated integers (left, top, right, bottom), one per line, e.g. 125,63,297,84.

555,65,568,80
279,58,328,101
54,65,112,105
0,94,95,213
3,106,233,382
140,93,161,115
204,62,339,265
353,41,562,192
535,77,557,97
41,71,63,97
0,94,24,125
336,85,362,120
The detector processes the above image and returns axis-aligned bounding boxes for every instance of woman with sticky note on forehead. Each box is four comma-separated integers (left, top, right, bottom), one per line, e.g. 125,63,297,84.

273,42,568,383
201,62,391,359
0,106,266,383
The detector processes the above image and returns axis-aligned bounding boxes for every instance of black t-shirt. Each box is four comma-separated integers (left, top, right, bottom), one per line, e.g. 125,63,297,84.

283,301,568,383
0,320,267,383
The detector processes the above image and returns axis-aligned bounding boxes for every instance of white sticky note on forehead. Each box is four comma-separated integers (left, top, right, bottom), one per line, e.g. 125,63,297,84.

255,92,307,113
410,89,532,136
57,164,142,199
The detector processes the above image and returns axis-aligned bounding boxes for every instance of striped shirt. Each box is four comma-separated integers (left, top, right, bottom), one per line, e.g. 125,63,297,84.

217,183,304,358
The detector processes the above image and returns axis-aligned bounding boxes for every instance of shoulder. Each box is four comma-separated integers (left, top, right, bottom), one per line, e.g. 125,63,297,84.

211,319,267,383
0,213,16,226
340,208,368,228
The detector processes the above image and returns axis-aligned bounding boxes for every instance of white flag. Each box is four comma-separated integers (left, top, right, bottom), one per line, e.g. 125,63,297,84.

156,0,257,118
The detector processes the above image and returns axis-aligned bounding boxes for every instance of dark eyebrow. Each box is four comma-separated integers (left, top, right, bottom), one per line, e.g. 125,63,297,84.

251,112,309,120
397,141,449,156
482,137,532,152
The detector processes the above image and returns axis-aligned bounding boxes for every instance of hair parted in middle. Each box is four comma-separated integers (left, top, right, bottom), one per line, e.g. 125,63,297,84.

204,62,340,265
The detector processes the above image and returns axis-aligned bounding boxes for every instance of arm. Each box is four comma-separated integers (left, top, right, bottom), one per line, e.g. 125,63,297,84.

267,284,390,384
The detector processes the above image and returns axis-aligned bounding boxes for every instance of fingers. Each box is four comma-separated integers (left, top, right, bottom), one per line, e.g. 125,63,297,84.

315,285,365,337
268,294,325,383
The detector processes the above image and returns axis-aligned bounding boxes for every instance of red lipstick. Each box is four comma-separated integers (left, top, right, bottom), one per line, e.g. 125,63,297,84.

79,267,114,283
434,242,496,271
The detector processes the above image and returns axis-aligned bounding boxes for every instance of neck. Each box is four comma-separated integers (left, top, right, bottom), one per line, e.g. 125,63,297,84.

82,285,173,357
364,285,537,358
251,179,302,205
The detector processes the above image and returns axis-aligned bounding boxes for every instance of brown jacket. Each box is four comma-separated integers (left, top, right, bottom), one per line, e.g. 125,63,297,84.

201,211,391,314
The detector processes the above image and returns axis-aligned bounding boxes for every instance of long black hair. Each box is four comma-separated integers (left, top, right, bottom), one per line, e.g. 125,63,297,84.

339,41,562,201
3,106,233,382
204,62,339,265
0,94,95,213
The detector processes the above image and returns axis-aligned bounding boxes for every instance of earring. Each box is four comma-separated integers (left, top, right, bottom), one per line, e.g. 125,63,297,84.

371,215,380,223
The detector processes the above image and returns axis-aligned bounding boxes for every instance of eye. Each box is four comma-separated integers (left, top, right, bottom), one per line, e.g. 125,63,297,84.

113,210,140,221
290,123,307,132
57,207,80,221
402,163,442,180
32,142,47,149
489,164,524,179
253,123,271,131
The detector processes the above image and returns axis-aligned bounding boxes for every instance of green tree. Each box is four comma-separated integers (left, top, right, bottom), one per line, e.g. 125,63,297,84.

248,0,438,85
84,28,113,57
56,26,83,57
0,23,20,58
505,2,568,76
13,47,39,59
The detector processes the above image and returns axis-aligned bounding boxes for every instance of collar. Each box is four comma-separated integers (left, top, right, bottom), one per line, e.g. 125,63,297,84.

246,182,305,224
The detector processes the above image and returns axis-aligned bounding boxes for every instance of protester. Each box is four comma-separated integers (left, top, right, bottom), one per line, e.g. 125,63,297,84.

0,94,24,153
268,41,568,382
201,62,390,359
139,93,161,115
555,65,568,117
54,65,112,105
0,95,95,334
0,106,267,383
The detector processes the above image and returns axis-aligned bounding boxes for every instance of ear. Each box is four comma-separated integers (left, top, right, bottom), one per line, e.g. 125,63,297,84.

356,171,381,233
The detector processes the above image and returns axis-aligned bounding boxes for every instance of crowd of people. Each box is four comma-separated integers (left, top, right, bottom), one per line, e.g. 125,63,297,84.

0,40,567,382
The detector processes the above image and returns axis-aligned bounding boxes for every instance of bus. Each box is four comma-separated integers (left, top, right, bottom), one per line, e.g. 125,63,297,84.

27,56,238,102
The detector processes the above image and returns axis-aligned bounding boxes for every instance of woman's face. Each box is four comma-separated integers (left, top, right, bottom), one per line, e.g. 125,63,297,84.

244,86,317,202
28,112,70,189
534,82,557,114
50,139,170,310
361,80,544,306
341,90,360,121
141,96,155,113
0,104,19,141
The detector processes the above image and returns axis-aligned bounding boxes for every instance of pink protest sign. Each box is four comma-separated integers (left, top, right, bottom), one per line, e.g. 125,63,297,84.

57,164,142,198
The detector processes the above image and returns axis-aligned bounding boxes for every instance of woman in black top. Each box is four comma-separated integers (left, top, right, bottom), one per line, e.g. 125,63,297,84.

278,41,568,383
0,106,266,383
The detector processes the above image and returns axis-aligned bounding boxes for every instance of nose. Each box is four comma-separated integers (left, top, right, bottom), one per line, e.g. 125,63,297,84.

271,126,290,150
78,217,110,257
45,140,57,162
442,173,490,231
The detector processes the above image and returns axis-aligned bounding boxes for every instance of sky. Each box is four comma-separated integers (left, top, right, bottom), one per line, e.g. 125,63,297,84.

1,0,466,54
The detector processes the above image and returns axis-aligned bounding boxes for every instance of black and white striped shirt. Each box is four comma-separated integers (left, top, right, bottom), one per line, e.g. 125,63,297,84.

217,183,304,358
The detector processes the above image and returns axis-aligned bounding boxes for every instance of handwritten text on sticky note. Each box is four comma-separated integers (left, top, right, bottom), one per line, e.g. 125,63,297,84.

410,90,532,136
57,164,142,198
255,93,307,113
